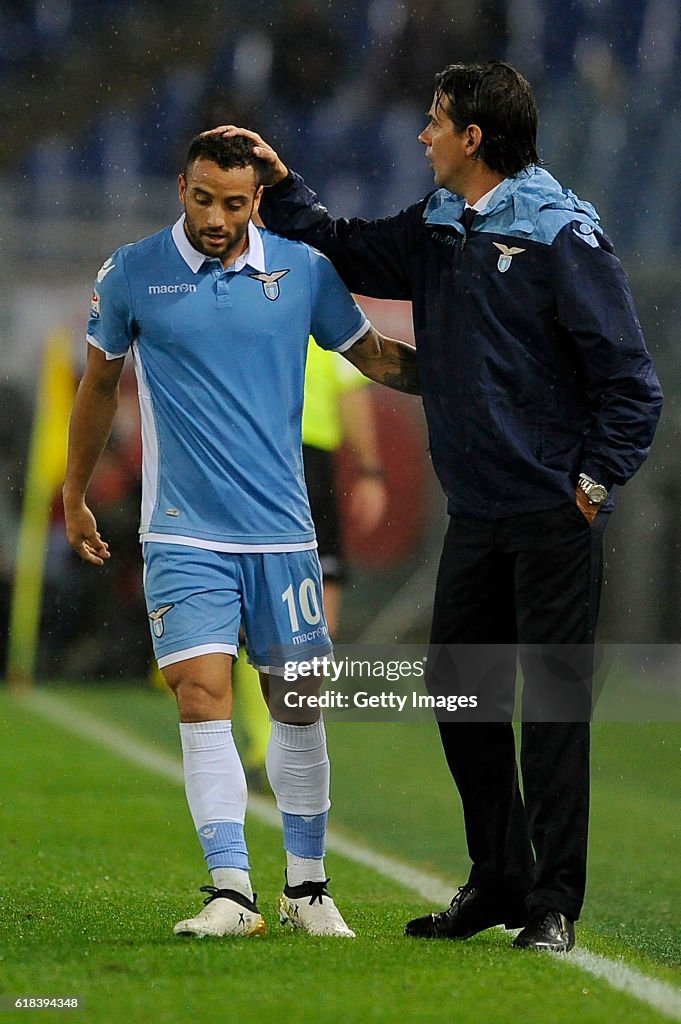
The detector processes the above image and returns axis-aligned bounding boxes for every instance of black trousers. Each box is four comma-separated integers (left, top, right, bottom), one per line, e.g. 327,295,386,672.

426,503,609,922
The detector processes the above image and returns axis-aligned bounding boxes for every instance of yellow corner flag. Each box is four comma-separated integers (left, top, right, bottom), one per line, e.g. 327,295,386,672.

7,329,75,688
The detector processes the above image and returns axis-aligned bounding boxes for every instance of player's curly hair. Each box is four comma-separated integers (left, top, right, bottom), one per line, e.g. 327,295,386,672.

184,133,269,182
434,61,539,177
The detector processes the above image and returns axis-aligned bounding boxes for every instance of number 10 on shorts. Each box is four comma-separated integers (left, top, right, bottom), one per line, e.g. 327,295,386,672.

281,578,322,632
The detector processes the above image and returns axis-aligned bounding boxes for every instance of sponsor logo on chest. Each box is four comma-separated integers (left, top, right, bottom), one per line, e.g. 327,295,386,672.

148,283,198,294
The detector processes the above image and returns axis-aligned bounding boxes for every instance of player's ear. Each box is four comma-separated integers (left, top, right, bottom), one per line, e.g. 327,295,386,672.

253,185,264,215
178,173,187,205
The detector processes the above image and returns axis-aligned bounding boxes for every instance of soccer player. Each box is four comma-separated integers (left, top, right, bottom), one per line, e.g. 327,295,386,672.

63,133,418,939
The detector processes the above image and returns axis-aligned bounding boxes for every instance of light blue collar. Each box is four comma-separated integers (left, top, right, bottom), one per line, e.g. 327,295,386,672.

423,166,600,235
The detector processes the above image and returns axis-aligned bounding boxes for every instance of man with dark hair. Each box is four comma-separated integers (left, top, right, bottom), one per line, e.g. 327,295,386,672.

210,59,663,951
431,61,539,175
63,132,417,939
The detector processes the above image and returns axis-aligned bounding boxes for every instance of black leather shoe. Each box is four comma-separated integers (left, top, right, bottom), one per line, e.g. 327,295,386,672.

405,884,525,939
512,910,575,952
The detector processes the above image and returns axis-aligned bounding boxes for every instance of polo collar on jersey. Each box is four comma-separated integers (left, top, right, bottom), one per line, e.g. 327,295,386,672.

171,217,266,274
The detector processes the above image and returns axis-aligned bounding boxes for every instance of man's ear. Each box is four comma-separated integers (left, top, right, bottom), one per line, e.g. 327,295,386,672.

252,185,264,221
465,124,483,158
178,173,187,204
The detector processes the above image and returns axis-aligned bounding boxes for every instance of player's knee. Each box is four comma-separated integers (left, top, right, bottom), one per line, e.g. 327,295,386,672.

175,680,229,720
163,663,231,720
266,674,322,725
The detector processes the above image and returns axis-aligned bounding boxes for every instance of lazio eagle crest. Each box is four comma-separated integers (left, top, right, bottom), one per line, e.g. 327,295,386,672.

148,604,174,638
492,242,526,273
249,269,290,300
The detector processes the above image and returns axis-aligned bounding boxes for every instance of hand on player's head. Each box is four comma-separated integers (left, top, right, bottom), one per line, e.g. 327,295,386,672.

200,126,288,186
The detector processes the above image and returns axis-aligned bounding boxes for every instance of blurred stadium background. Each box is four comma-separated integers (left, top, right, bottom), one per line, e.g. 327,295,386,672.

1,0,680,683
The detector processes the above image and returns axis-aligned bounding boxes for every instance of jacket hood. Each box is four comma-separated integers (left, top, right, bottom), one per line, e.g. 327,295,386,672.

423,166,601,235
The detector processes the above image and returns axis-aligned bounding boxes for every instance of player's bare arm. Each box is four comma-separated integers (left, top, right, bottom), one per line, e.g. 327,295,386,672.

62,345,125,565
201,126,289,187
344,327,419,395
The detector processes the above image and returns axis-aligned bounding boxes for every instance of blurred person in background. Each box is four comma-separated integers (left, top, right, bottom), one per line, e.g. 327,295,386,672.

42,369,149,680
212,58,663,952
0,383,31,674
301,341,388,637
235,340,387,786
62,132,417,940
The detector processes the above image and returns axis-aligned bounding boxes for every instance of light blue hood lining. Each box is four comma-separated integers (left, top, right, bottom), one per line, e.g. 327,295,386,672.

423,166,602,245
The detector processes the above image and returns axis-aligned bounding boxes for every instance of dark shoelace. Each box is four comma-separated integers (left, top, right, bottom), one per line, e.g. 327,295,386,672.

199,885,259,911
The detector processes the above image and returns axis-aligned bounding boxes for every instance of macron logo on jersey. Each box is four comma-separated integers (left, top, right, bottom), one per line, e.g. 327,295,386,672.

148,283,198,295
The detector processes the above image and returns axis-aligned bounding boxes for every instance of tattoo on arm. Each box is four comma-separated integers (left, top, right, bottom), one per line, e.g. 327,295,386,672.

382,364,419,394
344,328,419,395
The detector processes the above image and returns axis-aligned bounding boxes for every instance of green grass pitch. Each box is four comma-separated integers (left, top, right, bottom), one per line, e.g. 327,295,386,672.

0,684,679,1024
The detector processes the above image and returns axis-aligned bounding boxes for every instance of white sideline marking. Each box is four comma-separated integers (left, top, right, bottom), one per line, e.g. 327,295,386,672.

18,689,681,1022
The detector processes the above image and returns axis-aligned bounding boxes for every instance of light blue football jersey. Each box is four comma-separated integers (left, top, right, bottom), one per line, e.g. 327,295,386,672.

87,218,370,550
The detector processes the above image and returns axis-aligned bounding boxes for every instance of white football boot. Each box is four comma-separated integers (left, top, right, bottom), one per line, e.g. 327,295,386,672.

279,877,355,937
174,886,266,938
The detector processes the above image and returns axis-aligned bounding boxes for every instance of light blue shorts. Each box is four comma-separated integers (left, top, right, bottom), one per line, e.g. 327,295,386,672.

142,543,332,672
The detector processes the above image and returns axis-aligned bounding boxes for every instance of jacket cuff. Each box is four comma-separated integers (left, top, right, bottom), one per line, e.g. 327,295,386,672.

265,170,298,197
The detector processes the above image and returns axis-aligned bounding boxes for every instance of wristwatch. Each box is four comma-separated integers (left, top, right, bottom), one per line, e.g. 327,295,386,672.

578,473,609,506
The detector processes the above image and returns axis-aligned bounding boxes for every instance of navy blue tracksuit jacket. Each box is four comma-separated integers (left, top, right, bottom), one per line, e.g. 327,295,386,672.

261,167,663,519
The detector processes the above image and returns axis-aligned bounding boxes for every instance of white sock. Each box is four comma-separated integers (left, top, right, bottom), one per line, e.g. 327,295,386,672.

286,852,327,887
267,718,331,870
179,720,248,826
211,867,253,901
179,720,251,882
265,718,330,814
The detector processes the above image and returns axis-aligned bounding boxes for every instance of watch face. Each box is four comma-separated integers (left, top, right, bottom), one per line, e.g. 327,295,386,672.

588,484,608,504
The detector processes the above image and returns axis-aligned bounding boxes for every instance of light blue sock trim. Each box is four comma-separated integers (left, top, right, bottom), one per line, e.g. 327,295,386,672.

282,811,327,858
197,820,250,871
